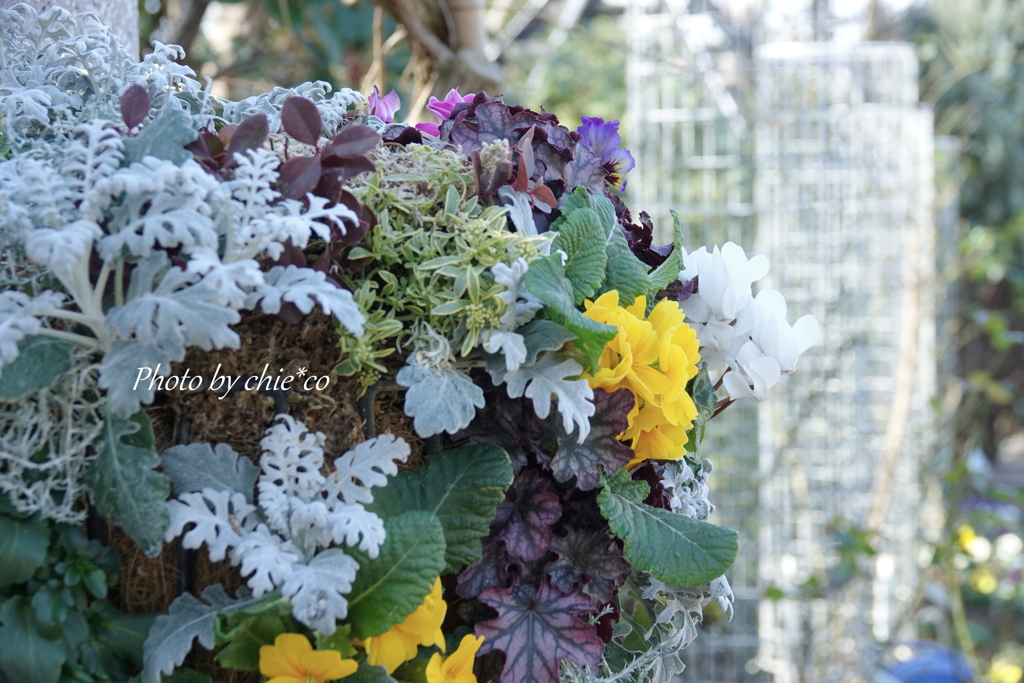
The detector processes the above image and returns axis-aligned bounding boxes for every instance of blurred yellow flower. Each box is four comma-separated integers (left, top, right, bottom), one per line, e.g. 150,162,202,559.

583,291,700,465
427,634,485,683
362,577,447,673
990,658,1024,683
969,567,998,594
259,633,357,683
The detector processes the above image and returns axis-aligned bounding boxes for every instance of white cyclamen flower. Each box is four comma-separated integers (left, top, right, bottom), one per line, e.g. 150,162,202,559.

679,242,769,323
750,289,820,374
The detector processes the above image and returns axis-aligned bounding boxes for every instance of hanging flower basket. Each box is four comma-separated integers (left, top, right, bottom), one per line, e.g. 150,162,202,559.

0,6,819,683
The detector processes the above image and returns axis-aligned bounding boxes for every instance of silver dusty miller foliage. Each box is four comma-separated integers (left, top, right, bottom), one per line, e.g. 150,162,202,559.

0,4,366,522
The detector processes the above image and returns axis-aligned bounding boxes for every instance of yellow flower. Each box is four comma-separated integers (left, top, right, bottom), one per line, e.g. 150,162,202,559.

583,290,700,465
362,577,447,673
259,633,357,683
991,658,1024,683
426,634,485,683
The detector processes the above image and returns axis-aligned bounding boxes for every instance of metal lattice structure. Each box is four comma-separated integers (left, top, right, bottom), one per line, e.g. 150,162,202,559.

626,3,938,682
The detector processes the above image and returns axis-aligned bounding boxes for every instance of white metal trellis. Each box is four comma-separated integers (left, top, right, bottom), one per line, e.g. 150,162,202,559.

626,3,938,681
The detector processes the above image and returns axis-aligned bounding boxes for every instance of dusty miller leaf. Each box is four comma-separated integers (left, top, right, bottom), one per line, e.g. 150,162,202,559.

475,581,604,683
366,443,513,573
597,469,738,587
123,108,197,166
98,340,171,418
344,510,447,638
548,388,634,490
0,336,72,400
141,585,264,683
84,412,170,558
493,351,595,441
396,360,485,438
160,442,259,503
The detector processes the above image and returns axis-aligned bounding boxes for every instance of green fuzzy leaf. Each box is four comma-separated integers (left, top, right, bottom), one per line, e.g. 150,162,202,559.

648,211,686,292
344,510,447,639
84,412,170,558
367,444,513,573
0,596,65,683
214,615,286,670
346,663,399,683
524,255,616,372
551,208,608,305
591,195,650,305
0,336,73,400
684,363,718,455
0,512,49,588
315,623,356,658
123,108,198,166
597,469,738,587
89,601,154,669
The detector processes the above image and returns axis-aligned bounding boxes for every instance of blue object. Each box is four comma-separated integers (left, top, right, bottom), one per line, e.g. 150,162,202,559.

886,643,974,683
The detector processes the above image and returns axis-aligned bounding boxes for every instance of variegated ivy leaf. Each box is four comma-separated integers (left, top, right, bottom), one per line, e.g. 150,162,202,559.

492,351,595,442
396,357,485,438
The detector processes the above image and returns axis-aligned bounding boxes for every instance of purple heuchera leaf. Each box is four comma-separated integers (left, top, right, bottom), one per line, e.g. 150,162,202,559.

548,388,635,490
226,113,270,159
545,529,631,604
367,85,400,123
457,541,515,599
476,580,604,683
630,461,671,510
281,97,323,145
120,84,150,130
610,194,674,268
493,470,561,561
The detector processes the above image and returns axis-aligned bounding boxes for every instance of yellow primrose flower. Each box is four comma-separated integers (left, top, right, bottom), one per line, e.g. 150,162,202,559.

259,633,357,683
583,290,700,466
426,634,485,683
362,577,447,673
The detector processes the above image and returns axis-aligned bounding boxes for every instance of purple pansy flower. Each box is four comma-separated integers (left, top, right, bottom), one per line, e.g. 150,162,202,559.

415,88,470,137
367,85,400,123
576,116,635,192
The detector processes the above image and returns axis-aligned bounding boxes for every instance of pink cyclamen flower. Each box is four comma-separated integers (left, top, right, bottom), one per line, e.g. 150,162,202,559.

427,88,469,122
367,85,400,123
415,88,469,137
